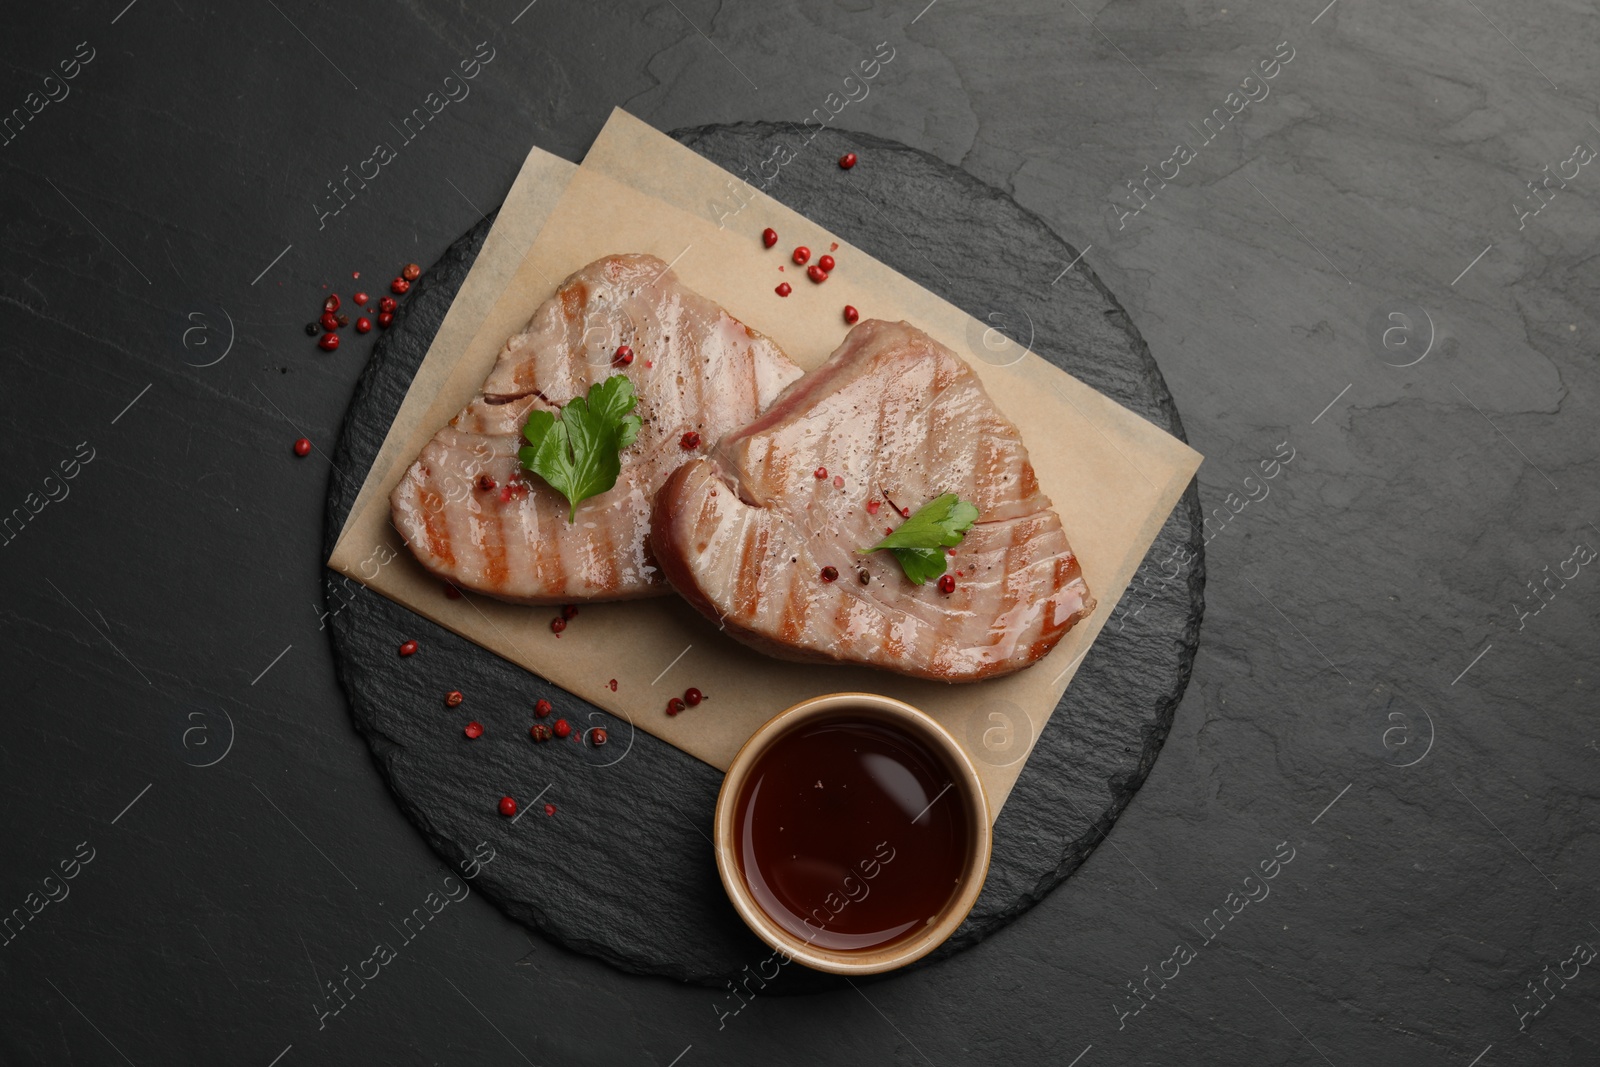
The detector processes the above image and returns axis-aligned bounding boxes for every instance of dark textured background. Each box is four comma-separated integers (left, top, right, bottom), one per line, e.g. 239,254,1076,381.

2,2,1596,1065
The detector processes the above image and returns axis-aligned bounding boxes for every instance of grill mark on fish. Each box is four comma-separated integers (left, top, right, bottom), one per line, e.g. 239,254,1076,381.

482,490,511,590
777,538,808,644
417,486,456,568
733,523,767,621
560,281,587,322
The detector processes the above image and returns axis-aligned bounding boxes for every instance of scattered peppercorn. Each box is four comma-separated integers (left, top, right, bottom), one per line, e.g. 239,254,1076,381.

498,795,517,816
561,604,579,620
762,227,779,248
553,719,572,739
379,296,398,313
530,723,553,742
353,291,369,306
304,321,320,336
775,282,792,297
318,332,340,351
684,687,703,707
399,639,418,656
402,263,421,281
820,565,839,582
551,617,566,634
680,430,701,450
390,277,410,295
832,475,844,489
445,690,464,707
324,294,341,313
666,697,685,716
355,316,372,333
464,721,483,739
335,313,349,328
293,437,311,457
320,311,339,332
444,583,462,600
818,255,836,272
814,466,828,479
839,152,857,169
477,474,497,491
858,570,871,585
843,305,859,325
807,265,829,284
535,699,553,717
592,728,608,746
792,246,811,265
544,803,557,817
866,499,880,515
377,312,394,328
613,344,634,366
938,574,956,594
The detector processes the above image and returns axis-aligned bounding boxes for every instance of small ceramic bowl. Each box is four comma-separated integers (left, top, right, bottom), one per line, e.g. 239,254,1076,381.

713,692,992,975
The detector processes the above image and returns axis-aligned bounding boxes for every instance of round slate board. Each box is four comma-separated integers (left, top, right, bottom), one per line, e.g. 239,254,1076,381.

323,124,1204,989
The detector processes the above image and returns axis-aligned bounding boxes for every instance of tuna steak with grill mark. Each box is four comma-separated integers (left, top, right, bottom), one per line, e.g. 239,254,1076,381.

391,253,804,604
650,319,1093,682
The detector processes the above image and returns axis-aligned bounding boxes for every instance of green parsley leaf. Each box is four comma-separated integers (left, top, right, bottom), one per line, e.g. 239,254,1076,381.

517,374,644,521
887,546,950,586
858,493,980,585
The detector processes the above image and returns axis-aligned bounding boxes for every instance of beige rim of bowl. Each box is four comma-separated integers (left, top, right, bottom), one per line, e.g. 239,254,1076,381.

713,692,993,975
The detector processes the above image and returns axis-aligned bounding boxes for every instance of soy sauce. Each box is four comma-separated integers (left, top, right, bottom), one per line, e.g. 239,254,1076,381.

734,715,971,952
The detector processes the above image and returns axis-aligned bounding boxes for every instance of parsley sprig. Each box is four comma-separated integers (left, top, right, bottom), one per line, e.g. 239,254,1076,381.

859,493,979,585
517,375,642,521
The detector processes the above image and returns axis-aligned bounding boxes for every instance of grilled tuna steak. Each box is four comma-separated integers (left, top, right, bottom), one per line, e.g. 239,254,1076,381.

650,319,1093,681
391,254,803,604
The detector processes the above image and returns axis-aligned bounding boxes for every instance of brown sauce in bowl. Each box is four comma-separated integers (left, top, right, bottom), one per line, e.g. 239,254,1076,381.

733,715,971,953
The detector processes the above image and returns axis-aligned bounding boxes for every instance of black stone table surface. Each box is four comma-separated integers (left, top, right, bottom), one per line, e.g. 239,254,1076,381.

3,3,1597,1065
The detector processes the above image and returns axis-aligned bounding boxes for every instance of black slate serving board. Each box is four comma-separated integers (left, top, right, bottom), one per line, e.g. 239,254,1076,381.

323,124,1204,988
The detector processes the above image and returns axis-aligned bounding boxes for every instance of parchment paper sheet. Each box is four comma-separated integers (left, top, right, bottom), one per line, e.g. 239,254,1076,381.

330,111,1202,816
